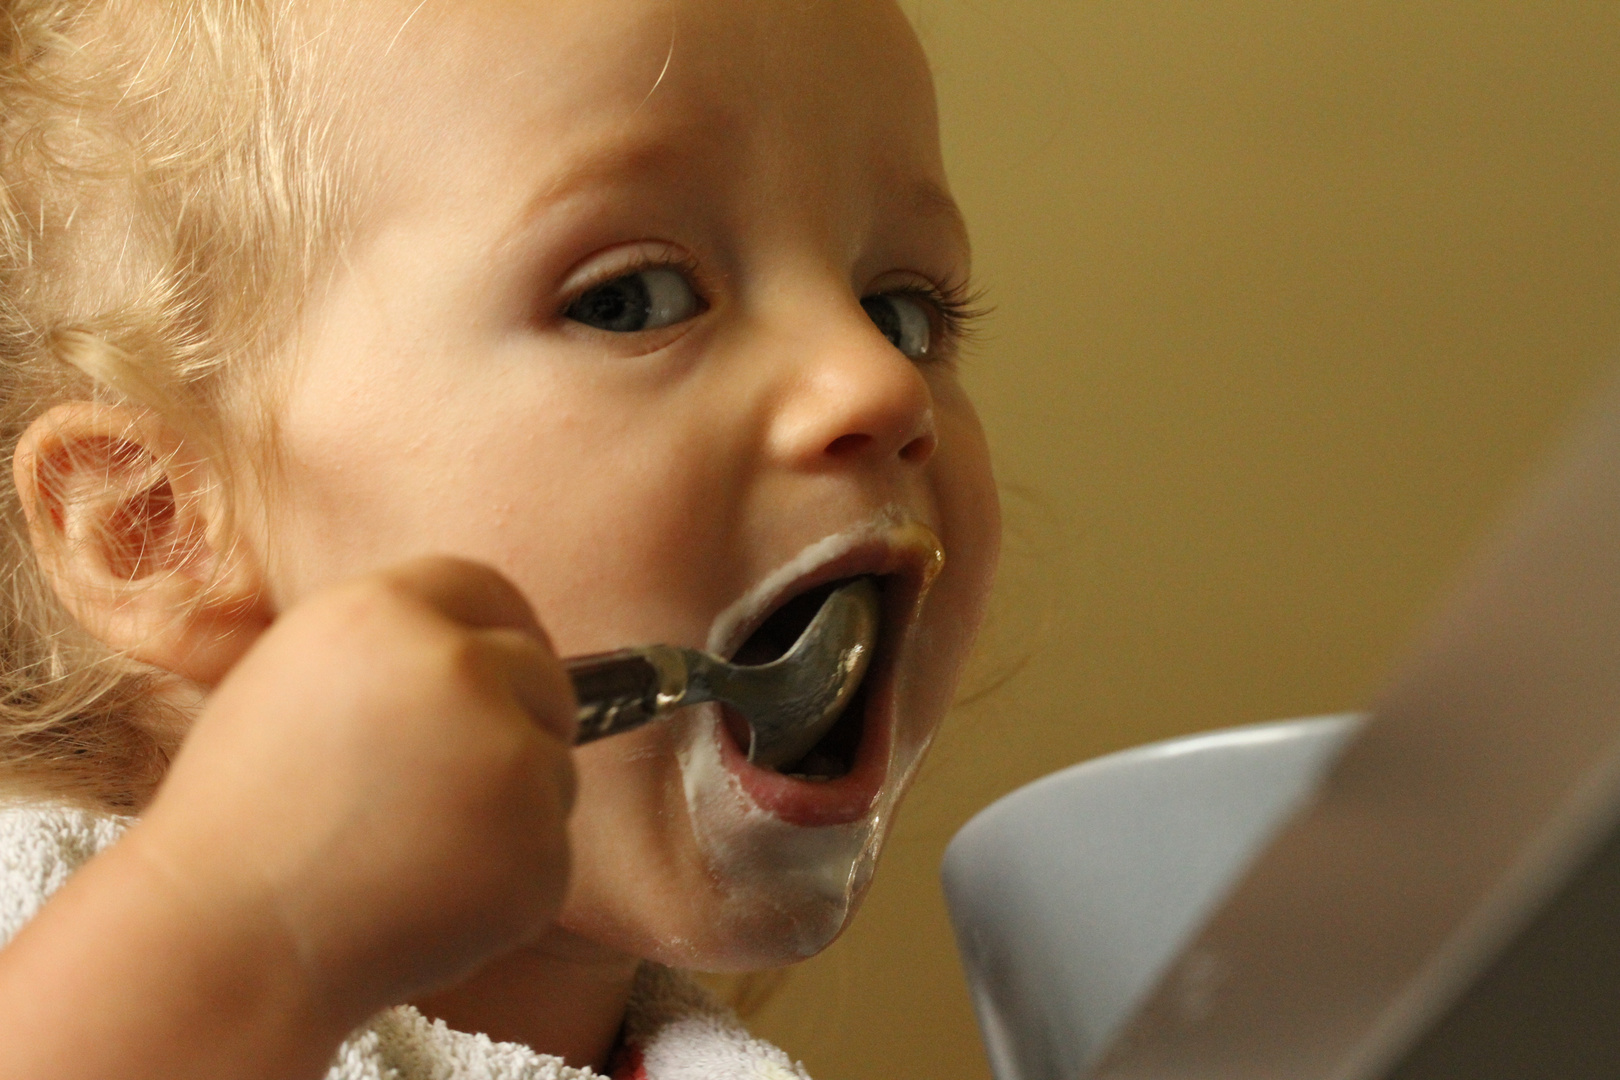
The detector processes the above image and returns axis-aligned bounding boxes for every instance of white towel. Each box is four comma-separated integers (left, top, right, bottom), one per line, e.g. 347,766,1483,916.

0,802,814,1080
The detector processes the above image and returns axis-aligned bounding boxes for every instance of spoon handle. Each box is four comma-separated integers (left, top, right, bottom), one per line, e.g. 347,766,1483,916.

566,645,693,744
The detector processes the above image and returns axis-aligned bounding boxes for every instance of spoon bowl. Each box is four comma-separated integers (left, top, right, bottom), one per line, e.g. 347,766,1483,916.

567,577,882,768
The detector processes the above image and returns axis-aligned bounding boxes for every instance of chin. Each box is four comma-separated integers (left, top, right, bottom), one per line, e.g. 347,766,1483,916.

575,515,974,972
654,526,953,970
652,701,915,972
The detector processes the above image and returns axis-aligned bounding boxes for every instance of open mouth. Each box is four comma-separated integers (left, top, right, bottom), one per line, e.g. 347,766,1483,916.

723,576,885,782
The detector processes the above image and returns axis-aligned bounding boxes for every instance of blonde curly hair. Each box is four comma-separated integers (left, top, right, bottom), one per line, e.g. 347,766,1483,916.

0,0,352,810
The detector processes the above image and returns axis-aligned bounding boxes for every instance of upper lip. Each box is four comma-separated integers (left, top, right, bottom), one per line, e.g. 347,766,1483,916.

708,521,944,665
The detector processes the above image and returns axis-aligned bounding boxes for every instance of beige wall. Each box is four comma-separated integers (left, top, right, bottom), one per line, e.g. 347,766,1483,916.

712,3,1620,1076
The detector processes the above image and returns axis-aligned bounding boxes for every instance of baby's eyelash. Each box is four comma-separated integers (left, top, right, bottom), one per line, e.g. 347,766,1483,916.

937,279,991,343
900,278,991,356
560,251,707,310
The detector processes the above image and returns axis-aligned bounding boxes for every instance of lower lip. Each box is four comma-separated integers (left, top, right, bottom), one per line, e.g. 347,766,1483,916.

717,675,894,827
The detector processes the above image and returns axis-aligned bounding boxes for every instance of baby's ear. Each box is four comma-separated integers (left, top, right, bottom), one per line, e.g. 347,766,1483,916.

12,402,271,685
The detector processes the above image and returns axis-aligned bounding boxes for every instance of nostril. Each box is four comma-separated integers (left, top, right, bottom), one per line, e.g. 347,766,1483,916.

826,433,873,457
899,433,936,464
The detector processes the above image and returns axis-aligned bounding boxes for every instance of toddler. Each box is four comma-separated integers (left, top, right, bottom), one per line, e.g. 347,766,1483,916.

0,0,999,1077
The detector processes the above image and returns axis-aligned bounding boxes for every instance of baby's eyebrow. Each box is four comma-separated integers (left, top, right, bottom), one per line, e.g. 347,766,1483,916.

502,133,709,241
909,179,972,255
496,132,971,262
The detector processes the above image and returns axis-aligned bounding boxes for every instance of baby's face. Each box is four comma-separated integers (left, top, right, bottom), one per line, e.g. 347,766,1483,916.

264,0,997,969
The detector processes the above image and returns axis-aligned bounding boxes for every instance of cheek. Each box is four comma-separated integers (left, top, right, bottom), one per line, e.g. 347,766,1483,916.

268,364,734,650
266,391,472,599
889,399,1000,750
933,399,1003,657
936,379,1001,544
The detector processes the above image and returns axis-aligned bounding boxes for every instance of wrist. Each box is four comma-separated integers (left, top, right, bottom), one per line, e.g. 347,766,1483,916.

0,816,360,1080
119,812,378,1041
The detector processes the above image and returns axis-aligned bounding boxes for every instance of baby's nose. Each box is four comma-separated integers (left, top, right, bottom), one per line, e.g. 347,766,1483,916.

766,309,939,471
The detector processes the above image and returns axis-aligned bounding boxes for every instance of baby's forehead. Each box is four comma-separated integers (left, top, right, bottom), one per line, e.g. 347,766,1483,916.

301,0,950,260
322,0,936,159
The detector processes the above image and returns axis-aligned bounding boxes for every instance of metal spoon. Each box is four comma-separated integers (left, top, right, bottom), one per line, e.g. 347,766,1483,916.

567,577,880,768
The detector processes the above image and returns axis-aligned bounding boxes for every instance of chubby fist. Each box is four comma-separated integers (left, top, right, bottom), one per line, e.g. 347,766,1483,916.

134,557,578,1017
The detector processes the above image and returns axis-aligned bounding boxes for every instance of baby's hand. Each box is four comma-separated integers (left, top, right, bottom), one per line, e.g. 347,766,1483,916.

136,556,579,1018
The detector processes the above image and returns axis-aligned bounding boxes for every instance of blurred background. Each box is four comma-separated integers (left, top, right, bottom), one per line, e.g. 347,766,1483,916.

703,3,1620,1076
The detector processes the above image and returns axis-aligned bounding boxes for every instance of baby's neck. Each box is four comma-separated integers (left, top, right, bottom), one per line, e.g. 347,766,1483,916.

409,930,640,1070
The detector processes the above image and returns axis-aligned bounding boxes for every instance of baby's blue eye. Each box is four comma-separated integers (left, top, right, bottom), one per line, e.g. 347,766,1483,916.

566,267,701,333
861,293,933,360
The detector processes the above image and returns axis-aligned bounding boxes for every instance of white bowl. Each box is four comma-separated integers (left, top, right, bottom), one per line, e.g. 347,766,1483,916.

942,714,1364,1080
